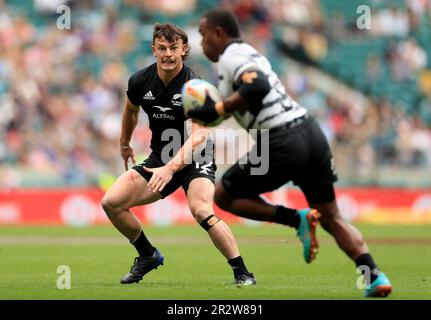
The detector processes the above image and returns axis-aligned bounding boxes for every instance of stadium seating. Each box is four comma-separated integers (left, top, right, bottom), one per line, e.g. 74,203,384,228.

1,0,430,188
318,1,431,124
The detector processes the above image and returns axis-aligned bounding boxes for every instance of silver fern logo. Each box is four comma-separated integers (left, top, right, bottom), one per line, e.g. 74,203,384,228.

172,94,182,106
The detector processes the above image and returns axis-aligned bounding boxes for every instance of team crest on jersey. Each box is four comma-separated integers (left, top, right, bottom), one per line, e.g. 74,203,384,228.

171,93,182,106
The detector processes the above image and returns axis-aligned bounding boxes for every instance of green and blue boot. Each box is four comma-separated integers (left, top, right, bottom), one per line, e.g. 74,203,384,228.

297,209,320,263
364,272,392,298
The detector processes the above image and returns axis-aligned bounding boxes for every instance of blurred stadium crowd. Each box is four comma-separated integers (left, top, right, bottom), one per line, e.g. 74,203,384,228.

0,0,430,188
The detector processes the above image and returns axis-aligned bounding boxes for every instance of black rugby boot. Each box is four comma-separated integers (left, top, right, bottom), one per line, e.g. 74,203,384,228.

120,248,164,284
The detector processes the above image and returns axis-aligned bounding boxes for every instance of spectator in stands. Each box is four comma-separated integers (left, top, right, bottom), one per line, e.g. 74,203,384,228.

1,0,430,189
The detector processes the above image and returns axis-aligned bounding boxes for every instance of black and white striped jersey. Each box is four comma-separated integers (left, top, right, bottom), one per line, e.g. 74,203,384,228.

217,42,307,130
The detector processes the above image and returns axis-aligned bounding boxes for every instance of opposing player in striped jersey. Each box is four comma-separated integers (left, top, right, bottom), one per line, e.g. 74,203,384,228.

187,8,392,297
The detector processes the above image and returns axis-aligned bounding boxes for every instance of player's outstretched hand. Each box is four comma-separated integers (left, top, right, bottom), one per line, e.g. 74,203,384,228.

187,90,219,125
120,145,136,171
143,165,175,193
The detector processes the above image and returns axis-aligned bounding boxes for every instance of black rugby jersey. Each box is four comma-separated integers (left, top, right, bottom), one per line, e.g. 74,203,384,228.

127,63,199,154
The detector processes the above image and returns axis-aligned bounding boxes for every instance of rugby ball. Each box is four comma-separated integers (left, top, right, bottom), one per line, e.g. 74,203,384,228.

181,79,223,127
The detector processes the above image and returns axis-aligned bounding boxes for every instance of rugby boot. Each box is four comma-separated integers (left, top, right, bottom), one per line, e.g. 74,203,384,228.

364,272,392,298
120,248,164,284
233,272,256,287
297,208,320,263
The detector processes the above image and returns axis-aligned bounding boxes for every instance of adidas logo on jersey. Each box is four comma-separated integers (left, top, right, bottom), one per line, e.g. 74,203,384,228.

143,91,155,100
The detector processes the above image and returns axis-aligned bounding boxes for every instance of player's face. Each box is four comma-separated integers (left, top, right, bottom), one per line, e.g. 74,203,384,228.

152,37,186,72
199,18,220,62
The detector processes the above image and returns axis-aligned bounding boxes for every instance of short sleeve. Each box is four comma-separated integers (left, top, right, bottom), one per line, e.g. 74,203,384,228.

220,51,258,84
126,74,140,106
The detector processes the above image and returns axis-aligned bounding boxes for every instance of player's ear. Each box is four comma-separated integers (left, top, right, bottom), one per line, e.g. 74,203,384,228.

214,26,224,39
151,45,156,58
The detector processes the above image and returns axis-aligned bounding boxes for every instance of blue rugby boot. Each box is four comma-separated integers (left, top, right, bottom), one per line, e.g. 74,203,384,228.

364,272,392,298
297,209,320,263
120,248,164,284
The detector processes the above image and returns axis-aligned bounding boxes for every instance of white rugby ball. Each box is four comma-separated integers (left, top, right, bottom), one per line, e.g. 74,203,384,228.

181,79,223,127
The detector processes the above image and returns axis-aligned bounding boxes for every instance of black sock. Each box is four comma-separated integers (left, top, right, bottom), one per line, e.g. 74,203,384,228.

228,256,250,278
355,253,380,283
269,205,300,229
131,230,155,257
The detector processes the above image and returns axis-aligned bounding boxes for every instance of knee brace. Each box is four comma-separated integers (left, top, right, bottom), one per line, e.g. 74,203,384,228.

200,214,221,231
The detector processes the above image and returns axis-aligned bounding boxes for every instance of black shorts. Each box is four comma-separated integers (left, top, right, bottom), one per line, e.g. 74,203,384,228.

133,152,216,198
221,115,338,204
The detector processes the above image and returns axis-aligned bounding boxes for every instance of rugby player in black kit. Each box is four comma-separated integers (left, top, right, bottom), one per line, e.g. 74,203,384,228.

101,23,255,286
187,9,392,297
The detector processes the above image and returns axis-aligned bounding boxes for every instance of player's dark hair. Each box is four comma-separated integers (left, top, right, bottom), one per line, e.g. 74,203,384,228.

152,23,190,60
203,8,241,38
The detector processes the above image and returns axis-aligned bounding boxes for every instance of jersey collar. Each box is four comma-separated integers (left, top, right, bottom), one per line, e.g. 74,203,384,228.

221,39,243,55
156,63,185,89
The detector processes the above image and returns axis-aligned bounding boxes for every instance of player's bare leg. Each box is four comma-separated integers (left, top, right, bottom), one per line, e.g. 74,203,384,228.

102,169,161,240
187,178,256,286
215,189,272,219
311,200,392,297
311,200,367,259
101,169,164,284
214,182,319,263
214,183,302,225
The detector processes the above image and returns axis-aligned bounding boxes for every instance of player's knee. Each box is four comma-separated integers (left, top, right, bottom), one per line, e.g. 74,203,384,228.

320,215,337,232
190,206,213,223
101,195,113,215
318,207,342,229
101,194,121,217
188,191,214,221
214,184,231,211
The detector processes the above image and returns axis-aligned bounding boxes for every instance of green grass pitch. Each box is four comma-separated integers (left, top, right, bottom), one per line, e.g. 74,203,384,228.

1,223,430,299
